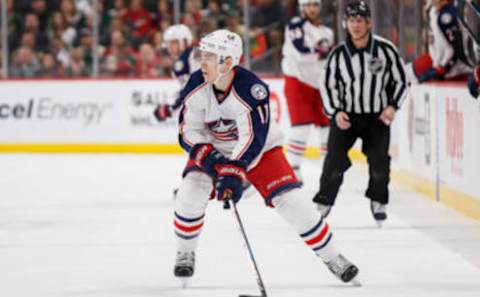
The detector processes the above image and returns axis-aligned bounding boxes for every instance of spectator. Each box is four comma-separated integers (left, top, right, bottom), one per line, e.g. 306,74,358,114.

38,53,64,77
7,0,23,50
49,37,71,69
20,32,37,51
77,28,95,72
60,0,86,30
135,43,164,77
251,0,285,28
101,30,136,76
11,47,41,78
152,0,173,29
122,0,154,47
23,13,50,52
108,0,128,20
30,0,49,32
183,0,202,25
65,47,88,77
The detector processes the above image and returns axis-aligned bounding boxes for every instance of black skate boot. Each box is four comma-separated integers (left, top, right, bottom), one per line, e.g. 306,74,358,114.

325,254,360,285
312,193,332,218
174,251,195,287
370,200,387,227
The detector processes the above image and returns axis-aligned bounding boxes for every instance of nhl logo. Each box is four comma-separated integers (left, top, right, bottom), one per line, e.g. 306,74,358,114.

368,57,384,75
250,84,268,100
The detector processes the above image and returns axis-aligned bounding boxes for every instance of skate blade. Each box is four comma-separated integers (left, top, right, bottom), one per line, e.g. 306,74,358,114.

178,277,189,289
350,277,362,287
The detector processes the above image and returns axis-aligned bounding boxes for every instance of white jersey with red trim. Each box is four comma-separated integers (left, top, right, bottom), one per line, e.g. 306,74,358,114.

178,67,283,170
281,16,334,88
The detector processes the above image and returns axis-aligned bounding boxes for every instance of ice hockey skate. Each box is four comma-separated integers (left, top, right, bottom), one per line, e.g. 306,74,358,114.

325,254,361,286
370,201,387,227
174,251,195,288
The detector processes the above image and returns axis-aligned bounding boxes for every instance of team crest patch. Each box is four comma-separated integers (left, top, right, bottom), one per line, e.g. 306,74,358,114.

174,60,184,72
251,84,268,100
368,57,384,74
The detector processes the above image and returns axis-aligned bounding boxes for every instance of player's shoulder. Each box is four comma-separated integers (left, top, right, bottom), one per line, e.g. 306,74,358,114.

232,67,269,106
437,3,458,27
173,47,194,76
179,70,207,100
287,16,306,29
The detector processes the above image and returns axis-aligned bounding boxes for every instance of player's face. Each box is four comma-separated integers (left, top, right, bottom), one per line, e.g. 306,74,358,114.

167,40,184,58
303,3,321,22
200,51,220,83
346,16,371,41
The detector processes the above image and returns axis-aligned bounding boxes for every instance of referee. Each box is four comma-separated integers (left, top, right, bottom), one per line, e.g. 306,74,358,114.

312,0,408,227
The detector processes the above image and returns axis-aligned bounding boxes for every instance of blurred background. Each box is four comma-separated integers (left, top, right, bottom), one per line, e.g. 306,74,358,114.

0,0,480,78
0,0,458,79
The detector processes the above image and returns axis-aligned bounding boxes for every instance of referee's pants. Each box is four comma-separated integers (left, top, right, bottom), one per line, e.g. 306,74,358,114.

318,114,391,205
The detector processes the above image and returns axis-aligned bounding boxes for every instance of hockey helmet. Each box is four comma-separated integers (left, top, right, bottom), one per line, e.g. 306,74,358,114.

199,29,243,66
163,24,193,46
345,0,371,18
298,0,321,5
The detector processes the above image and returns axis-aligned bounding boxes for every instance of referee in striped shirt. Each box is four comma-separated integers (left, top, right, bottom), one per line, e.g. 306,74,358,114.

313,0,408,227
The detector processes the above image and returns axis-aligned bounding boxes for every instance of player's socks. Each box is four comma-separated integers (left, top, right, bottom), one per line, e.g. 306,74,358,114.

272,190,338,262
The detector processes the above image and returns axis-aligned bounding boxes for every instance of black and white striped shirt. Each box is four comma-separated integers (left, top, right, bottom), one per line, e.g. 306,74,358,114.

320,34,408,116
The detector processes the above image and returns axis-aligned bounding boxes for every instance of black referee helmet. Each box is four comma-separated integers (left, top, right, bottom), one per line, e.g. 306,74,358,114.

345,0,371,18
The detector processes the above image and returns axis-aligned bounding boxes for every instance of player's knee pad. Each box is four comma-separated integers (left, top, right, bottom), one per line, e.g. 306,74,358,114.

175,171,213,216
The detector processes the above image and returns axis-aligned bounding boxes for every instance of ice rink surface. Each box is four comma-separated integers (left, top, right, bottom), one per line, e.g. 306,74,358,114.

1,154,479,297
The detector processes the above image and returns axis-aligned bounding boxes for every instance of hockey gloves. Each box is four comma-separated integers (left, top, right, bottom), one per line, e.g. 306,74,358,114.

153,104,172,121
189,143,227,178
216,160,247,204
467,67,480,99
417,66,445,83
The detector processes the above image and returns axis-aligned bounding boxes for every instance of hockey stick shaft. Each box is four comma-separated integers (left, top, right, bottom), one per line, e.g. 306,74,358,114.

230,201,268,297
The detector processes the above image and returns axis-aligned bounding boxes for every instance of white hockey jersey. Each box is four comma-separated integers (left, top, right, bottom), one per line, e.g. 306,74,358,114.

428,3,471,78
281,17,334,89
178,67,283,169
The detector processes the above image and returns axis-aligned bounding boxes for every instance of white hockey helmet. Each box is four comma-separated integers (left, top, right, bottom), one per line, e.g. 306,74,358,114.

199,29,243,66
163,24,193,46
298,0,321,6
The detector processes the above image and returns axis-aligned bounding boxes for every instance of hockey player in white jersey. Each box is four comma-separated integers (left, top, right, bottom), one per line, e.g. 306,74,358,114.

154,24,201,121
408,0,472,83
173,29,359,286
281,0,335,183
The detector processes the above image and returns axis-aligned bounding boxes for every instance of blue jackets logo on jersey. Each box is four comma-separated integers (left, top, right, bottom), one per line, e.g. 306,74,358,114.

206,118,238,141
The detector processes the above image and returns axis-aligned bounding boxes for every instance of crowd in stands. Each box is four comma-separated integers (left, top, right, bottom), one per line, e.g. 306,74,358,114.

4,0,291,78
2,0,478,81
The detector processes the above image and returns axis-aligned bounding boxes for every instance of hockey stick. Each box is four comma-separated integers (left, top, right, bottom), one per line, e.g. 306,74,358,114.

224,199,268,297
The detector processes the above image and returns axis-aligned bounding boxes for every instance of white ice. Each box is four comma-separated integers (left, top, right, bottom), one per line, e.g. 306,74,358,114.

1,154,479,297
